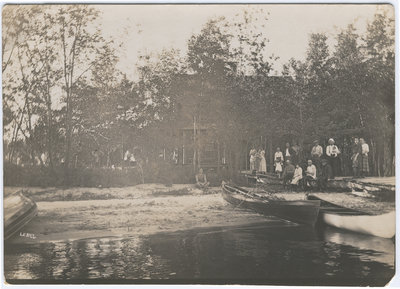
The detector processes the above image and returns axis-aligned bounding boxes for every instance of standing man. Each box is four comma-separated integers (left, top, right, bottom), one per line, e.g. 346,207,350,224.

360,138,369,177
326,138,340,178
311,140,323,171
284,142,294,162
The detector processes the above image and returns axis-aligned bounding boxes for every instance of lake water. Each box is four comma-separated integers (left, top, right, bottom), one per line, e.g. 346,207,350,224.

4,220,394,286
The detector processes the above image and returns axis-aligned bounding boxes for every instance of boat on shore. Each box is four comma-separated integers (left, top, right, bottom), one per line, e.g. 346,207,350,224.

307,195,395,239
222,183,320,226
4,190,38,241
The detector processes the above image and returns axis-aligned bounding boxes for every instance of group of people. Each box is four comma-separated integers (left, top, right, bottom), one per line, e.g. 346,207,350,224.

250,137,370,190
249,148,267,173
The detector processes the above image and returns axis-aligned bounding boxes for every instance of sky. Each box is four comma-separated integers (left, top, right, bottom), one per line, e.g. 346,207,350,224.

94,4,393,79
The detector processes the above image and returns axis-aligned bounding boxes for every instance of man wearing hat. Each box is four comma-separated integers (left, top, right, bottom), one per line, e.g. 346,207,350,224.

326,138,340,178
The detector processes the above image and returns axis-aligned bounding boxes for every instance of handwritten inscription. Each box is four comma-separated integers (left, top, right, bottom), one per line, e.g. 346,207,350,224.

20,232,36,239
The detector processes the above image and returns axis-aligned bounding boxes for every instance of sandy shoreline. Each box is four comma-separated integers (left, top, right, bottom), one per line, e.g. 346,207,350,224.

6,184,276,244
5,184,395,244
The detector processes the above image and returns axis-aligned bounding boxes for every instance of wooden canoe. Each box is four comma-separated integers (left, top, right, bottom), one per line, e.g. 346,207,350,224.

222,183,320,226
4,190,38,240
307,195,395,239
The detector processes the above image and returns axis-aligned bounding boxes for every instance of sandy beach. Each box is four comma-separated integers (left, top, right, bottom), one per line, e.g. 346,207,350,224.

5,183,395,244
6,184,275,244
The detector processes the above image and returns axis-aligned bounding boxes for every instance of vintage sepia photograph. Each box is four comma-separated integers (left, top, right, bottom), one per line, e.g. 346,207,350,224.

2,3,396,286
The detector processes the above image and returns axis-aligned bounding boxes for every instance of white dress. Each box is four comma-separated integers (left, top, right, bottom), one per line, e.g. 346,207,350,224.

291,167,303,185
249,149,257,171
274,151,283,173
259,150,267,172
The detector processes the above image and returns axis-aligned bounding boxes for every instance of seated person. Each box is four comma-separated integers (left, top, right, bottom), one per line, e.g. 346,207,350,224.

282,160,295,188
195,168,210,189
318,158,333,191
305,159,317,189
291,164,303,187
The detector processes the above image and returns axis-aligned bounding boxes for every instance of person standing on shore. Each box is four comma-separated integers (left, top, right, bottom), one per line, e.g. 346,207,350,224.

274,147,284,178
249,147,257,172
284,142,294,162
360,138,369,177
351,137,362,178
311,140,323,171
258,148,267,174
326,138,340,178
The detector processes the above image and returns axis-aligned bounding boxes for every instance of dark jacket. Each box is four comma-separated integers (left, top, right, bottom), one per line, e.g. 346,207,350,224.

319,163,333,180
284,147,295,161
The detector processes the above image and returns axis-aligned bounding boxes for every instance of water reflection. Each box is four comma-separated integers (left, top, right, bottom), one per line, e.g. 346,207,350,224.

4,223,394,285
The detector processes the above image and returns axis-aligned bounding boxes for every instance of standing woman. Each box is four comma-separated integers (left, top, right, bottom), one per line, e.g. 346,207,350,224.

326,138,340,178
274,147,284,178
360,138,369,177
351,137,362,178
259,148,267,174
249,147,257,172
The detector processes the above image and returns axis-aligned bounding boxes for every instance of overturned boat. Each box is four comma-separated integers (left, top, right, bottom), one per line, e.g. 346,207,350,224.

4,189,38,241
222,183,320,226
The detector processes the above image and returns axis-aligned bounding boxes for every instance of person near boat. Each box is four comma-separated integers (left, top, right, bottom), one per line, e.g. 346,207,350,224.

360,138,369,177
249,148,257,172
291,164,303,186
326,138,340,178
310,140,323,171
274,147,284,178
258,148,267,173
195,168,210,189
318,158,333,191
282,160,295,188
305,159,317,189
351,137,362,178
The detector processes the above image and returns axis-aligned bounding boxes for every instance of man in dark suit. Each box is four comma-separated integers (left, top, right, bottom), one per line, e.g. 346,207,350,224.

284,142,295,162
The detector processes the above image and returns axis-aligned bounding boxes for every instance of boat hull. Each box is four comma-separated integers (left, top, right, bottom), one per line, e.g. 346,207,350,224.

322,211,395,239
4,190,38,240
222,184,320,226
307,195,395,238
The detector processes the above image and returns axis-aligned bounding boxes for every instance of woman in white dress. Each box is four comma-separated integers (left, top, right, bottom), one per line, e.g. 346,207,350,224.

259,148,267,173
291,164,303,185
249,148,257,171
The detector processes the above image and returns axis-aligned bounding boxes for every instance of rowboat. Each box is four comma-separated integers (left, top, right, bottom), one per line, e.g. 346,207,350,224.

222,183,320,226
4,189,38,240
307,195,395,239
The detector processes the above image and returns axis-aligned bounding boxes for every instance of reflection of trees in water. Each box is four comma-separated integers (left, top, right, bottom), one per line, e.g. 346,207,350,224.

3,226,395,285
